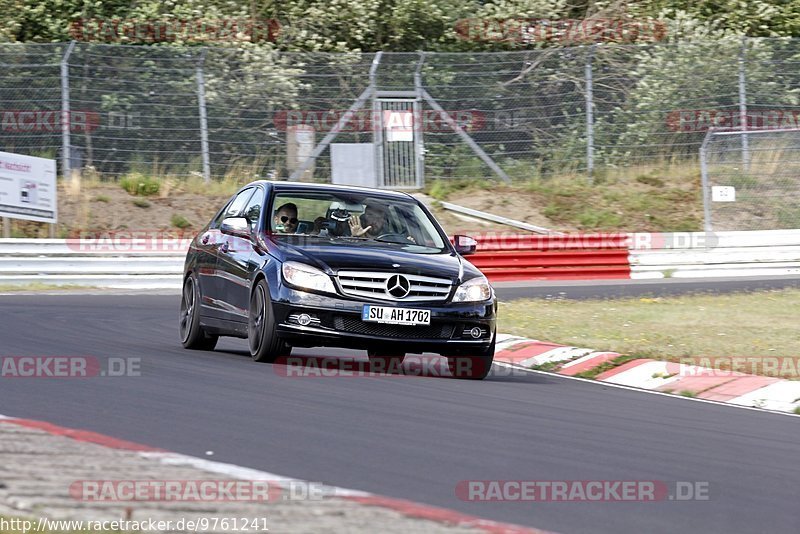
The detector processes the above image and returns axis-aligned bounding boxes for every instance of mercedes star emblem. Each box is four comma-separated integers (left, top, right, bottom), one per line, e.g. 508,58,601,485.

386,274,411,298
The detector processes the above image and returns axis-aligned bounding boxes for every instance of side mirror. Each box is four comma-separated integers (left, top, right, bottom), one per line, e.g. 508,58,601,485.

220,217,251,239
453,234,477,255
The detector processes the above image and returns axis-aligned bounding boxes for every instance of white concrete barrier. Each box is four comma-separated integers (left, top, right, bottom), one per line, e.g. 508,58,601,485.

3,230,800,288
629,229,800,279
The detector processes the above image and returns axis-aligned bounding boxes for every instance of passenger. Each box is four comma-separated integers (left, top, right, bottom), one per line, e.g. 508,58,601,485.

273,203,298,234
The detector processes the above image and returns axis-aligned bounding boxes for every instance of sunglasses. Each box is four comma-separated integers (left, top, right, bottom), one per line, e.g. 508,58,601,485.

279,216,298,224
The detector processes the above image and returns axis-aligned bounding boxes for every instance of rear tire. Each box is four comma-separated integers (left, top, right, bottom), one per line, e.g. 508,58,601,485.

249,279,289,363
447,338,495,380
180,274,218,350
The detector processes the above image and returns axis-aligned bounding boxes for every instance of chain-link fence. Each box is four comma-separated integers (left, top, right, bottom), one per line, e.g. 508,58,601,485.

701,128,800,231
2,39,800,204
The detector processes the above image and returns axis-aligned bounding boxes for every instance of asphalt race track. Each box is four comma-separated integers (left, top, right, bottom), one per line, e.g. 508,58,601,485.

1,294,798,533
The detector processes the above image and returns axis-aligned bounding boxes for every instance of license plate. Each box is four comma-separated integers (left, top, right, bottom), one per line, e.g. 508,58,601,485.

362,305,430,326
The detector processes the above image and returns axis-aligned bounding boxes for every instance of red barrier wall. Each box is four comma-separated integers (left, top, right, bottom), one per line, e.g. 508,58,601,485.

459,233,631,281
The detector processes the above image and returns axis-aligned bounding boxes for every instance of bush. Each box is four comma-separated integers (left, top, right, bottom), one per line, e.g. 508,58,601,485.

171,214,192,229
120,173,160,196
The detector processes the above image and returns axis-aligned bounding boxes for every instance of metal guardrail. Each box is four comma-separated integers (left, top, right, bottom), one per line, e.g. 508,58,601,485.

0,238,185,288
2,230,800,288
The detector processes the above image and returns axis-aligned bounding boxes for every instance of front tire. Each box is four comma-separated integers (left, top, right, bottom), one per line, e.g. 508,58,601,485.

447,338,495,380
249,279,289,363
180,274,218,350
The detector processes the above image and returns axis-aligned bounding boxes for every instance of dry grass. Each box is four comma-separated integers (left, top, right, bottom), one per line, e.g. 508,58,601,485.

428,161,703,232
0,283,96,292
498,289,800,378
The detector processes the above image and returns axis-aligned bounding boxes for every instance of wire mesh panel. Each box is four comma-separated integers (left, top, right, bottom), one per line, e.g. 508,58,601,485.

420,49,588,181
702,129,800,231
0,44,66,161
65,44,204,178
593,40,742,168
1,40,800,187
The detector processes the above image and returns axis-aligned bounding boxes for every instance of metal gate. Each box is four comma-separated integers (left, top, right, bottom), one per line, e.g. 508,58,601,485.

374,98,424,189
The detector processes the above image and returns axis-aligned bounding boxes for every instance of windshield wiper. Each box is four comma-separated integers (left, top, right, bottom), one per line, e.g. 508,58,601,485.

331,236,371,241
373,236,415,245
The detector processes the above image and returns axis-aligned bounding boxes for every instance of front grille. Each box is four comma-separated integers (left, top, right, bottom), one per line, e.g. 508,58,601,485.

336,271,452,302
334,316,455,340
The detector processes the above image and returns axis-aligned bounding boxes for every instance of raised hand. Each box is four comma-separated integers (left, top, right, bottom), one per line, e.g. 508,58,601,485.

348,214,372,237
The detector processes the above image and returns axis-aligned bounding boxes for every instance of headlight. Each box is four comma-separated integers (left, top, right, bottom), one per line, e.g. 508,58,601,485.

282,262,336,293
452,276,492,302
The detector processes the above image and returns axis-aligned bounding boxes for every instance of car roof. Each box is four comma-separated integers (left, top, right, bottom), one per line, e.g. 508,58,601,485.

248,180,416,201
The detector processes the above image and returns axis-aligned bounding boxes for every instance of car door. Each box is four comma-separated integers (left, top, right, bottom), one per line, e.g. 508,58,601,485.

193,205,225,313
215,186,265,323
200,187,255,319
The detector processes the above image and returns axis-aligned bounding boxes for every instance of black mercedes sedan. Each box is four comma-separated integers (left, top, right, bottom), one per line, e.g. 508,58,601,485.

179,181,497,379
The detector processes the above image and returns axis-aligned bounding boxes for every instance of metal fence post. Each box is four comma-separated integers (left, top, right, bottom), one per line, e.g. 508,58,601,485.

60,41,76,182
196,48,211,183
738,36,750,171
585,44,595,184
414,51,426,189
371,52,383,187
700,129,714,232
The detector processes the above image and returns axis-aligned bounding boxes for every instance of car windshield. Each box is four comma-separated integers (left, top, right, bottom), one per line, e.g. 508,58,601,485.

268,191,448,253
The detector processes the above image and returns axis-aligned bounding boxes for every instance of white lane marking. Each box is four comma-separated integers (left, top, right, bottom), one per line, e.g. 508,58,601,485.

140,451,368,497
601,360,683,390
728,381,800,412
560,351,619,369
518,346,593,368
492,362,800,418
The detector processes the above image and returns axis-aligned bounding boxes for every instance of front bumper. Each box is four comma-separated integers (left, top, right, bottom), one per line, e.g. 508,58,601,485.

272,286,496,355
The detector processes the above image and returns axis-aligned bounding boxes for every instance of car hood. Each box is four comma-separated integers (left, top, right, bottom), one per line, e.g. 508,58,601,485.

270,238,475,282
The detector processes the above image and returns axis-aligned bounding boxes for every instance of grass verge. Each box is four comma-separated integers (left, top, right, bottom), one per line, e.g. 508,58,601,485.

425,162,702,232
497,288,800,379
0,283,97,292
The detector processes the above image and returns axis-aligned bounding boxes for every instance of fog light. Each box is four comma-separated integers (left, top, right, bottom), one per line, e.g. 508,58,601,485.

469,327,483,339
297,313,312,326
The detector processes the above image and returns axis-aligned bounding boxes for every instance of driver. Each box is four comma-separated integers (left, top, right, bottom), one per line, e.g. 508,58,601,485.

349,202,387,238
349,201,416,243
